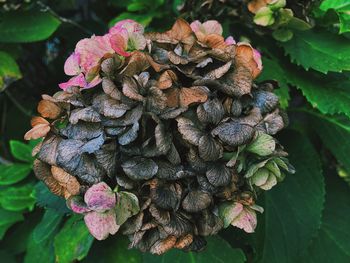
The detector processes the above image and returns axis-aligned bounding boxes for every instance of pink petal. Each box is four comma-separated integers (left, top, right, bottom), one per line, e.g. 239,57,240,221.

67,196,91,214
128,33,147,51
225,36,236,45
231,207,258,233
253,49,263,70
109,33,130,57
58,73,87,90
202,20,223,35
64,52,80,76
190,20,202,33
84,210,120,240
110,19,144,35
85,182,116,212
75,35,114,75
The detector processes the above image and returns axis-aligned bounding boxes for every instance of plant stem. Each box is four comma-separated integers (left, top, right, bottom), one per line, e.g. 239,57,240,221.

36,1,93,35
4,89,33,117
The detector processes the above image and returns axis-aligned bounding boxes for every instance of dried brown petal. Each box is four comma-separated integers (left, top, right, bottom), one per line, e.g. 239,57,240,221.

69,107,101,124
211,121,255,147
182,191,212,213
102,77,122,100
174,234,193,249
198,134,223,161
197,98,224,125
150,181,181,210
253,90,279,114
120,51,150,77
51,166,80,195
30,116,49,127
179,86,208,107
37,134,62,165
157,70,178,90
197,210,223,236
93,93,130,118
24,123,50,141
176,117,203,146
122,157,158,180
168,51,189,65
163,213,193,237
37,100,61,119
149,204,171,225
206,61,232,79
150,235,177,255
206,163,231,187
122,77,144,102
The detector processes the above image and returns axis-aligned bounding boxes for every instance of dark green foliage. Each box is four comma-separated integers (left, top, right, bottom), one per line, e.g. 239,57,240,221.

1,0,350,262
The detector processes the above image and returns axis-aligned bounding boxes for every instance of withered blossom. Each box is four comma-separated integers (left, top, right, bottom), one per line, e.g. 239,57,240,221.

26,18,294,254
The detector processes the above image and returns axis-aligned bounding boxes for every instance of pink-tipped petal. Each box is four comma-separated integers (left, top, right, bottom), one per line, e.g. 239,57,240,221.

85,182,116,212
202,20,223,35
64,52,80,76
110,19,144,35
67,196,91,214
84,210,120,240
75,35,114,75
128,33,147,51
109,33,130,57
253,49,263,70
231,206,258,233
190,20,202,33
58,73,87,90
225,36,236,45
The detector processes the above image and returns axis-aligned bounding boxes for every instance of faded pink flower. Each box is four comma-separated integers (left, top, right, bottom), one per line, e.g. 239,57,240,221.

253,48,263,70
67,182,118,240
109,19,146,57
190,20,223,36
229,203,263,233
64,52,80,76
225,36,236,45
75,35,114,79
59,73,102,90
60,34,114,90
84,210,119,240
84,182,116,212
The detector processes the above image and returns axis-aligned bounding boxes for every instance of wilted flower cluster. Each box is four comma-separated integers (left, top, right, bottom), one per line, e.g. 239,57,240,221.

26,18,294,254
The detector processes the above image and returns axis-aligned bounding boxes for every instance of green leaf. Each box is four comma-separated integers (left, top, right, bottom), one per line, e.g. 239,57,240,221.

320,0,350,33
0,183,36,211
109,12,153,28
143,236,246,263
82,235,142,263
0,208,24,239
272,28,293,42
286,68,350,118
0,10,61,43
0,51,22,91
54,215,94,263
257,57,290,108
281,30,350,73
9,140,34,163
25,228,55,263
300,172,350,262
34,182,71,214
0,250,16,263
254,7,275,26
0,163,32,185
254,130,325,263
115,191,140,225
308,112,350,173
246,132,276,156
33,209,63,244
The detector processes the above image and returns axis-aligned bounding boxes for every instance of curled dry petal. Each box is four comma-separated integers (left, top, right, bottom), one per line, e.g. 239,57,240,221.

68,196,91,214
37,100,61,119
24,123,50,140
84,182,116,212
236,43,262,79
84,210,120,240
51,166,80,195
64,52,80,76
